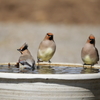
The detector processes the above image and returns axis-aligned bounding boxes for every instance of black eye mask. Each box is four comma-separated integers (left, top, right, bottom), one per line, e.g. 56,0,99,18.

90,39,95,44
21,45,28,51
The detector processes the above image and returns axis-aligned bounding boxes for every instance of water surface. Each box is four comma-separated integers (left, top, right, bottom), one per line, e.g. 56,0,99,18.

0,65,99,74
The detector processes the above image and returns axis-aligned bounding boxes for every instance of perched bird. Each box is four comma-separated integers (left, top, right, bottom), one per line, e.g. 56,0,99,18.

37,33,56,62
17,43,35,72
81,34,99,66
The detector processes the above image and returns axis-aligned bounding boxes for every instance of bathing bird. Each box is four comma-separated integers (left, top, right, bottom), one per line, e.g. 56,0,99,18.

37,33,56,63
17,43,35,72
81,34,99,66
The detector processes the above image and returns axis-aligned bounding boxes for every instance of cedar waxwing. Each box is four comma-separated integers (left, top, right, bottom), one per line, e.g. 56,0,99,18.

17,43,35,71
37,33,56,62
81,34,99,66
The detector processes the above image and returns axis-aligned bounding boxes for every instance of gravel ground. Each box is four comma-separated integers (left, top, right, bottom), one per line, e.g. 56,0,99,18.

0,23,100,65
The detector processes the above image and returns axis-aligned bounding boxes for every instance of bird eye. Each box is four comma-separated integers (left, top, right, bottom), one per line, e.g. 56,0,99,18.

47,34,51,36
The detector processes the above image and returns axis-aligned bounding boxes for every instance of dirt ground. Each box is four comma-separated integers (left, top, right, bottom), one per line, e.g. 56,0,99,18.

0,0,100,24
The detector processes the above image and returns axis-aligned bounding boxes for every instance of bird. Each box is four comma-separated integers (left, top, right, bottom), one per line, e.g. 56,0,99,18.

17,43,36,72
81,34,99,66
37,33,56,63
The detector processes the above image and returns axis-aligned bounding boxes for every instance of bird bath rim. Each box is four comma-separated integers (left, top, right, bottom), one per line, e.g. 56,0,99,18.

0,72,100,80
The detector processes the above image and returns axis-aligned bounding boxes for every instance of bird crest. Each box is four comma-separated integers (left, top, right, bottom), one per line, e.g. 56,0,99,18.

17,43,28,51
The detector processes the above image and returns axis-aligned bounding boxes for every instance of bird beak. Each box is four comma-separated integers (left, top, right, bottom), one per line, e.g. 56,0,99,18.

17,49,21,51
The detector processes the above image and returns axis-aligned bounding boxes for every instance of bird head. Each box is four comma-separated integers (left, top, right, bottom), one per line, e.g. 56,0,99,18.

17,43,28,54
87,34,95,45
45,33,54,40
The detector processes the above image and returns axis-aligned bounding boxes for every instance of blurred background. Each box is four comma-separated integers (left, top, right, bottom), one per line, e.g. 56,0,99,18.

0,0,100,64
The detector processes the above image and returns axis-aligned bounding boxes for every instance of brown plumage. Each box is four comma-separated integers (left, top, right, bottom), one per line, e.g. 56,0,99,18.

37,33,56,62
17,43,35,71
81,34,99,65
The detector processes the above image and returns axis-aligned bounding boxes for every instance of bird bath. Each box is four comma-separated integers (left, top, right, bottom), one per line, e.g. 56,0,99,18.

0,62,100,100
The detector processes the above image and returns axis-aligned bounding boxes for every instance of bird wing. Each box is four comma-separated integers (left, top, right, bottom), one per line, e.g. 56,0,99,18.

95,47,99,61
19,60,32,67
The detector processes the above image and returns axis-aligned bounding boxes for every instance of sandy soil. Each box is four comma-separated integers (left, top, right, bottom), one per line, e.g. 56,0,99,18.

0,0,100,24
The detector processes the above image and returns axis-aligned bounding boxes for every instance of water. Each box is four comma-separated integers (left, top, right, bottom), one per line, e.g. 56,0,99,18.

0,65,99,74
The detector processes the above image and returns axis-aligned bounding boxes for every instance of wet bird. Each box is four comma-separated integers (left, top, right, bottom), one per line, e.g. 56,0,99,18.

81,34,99,66
17,43,35,72
37,33,56,63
